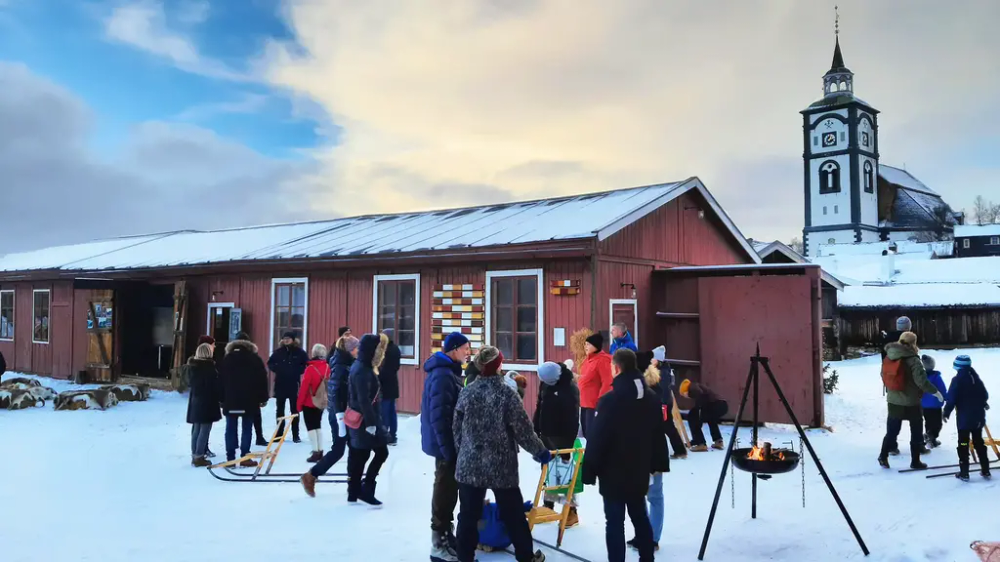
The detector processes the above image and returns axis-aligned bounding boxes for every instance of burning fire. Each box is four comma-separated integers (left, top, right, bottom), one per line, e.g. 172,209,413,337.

746,442,786,462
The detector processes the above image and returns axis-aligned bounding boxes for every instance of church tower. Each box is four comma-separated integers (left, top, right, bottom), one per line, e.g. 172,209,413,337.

801,20,880,256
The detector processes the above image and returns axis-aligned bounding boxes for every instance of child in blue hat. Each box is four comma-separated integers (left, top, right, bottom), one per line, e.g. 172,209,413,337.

943,355,992,481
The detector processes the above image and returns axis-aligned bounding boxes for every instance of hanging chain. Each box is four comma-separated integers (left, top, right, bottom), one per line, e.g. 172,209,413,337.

800,436,806,508
731,438,738,509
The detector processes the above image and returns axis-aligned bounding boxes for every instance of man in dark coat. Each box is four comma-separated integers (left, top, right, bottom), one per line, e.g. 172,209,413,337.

379,329,402,445
267,331,309,443
219,333,269,465
420,332,471,562
582,348,670,562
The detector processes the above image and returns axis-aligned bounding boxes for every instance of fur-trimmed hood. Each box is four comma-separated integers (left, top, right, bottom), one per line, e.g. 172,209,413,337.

187,356,215,367
226,339,258,355
358,333,389,373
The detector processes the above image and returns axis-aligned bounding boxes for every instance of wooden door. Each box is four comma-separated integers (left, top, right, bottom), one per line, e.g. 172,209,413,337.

171,282,188,370
610,299,638,347
86,290,115,382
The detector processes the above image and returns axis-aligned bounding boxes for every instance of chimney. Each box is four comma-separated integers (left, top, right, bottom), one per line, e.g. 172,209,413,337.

881,248,896,284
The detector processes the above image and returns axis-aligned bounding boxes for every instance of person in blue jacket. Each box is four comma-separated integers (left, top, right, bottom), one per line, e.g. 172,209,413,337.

421,332,472,562
610,322,638,354
920,355,947,449
943,355,991,481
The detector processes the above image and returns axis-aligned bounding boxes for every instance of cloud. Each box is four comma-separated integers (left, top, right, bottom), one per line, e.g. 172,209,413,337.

104,0,249,81
254,0,1000,243
172,92,269,121
0,62,317,255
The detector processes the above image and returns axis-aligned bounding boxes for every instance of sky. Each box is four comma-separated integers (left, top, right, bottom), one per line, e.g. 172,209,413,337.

1,0,999,255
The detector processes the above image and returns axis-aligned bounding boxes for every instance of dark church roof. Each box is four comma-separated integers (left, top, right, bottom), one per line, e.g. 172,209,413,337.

878,165,954,230
826,37,851,75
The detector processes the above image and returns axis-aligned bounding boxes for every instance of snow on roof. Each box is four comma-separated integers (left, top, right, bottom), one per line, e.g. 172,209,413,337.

878,164,938,196
812,254,1000,286
813,240,952,258
955,224,1000,238
0,178,759,273
840,283,1000,308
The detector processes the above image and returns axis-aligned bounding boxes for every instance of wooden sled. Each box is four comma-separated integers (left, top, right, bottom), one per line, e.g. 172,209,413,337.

672,391,691,447
528,446,585,548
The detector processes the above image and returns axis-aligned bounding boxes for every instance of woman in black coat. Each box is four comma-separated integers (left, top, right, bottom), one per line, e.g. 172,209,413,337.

346,333,390,505
187,343,222,467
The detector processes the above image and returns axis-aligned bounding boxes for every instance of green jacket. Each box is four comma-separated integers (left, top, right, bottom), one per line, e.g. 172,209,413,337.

884,343,939,407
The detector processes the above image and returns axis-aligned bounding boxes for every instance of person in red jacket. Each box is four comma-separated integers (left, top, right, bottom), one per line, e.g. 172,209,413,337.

578,332,613,440
298,343,331,463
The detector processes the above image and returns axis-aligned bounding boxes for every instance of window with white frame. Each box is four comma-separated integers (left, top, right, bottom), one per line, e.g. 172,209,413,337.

373,274,420,363
486,270,544,368
271,278,307,353
963,239,971,249
33,289,50,344
990,236,1000,246
0,290,13,341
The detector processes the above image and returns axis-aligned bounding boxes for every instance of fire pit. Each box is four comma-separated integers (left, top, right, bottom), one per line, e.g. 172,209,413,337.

732,442,801,475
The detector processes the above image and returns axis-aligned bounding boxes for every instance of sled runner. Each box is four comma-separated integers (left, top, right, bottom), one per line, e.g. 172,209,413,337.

917,424,1000,478
527,446,585,548
207,413,347,484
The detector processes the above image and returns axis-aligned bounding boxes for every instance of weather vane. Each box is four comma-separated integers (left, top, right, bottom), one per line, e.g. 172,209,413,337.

835,5,840,37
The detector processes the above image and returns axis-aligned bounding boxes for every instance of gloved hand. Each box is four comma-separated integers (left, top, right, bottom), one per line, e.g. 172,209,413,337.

336,413,347,438
365,426,377,436
933,392,944,404
533,450,552,465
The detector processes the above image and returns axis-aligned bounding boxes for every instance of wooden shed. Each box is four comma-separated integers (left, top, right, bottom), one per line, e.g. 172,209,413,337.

0,177,828,421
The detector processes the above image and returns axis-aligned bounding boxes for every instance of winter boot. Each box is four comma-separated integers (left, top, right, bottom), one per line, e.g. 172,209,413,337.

565,507,579,528
347,479,361,503
191,456,211,468
877,456,890,469
307,451,323,463
671,451,688,459
430,530,459,562
918,446,932,455
909,446,927,470
255,437,269,447
690,443,709,452
529,550,545,561
205,448,216,458
239,459,259,468
888,446,900,456
957,444,970,481
712,439,725,450
975,444,992,479
359,479,382,506
300,472,317,498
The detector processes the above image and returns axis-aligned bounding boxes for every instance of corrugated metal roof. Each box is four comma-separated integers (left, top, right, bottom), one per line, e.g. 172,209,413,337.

2,179,756,273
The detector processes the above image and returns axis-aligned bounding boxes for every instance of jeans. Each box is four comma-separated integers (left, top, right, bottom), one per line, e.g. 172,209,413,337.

581,407,597,441
689,401,728,446
347,445,389,496
190,422,213,458
457,485,534,562
604,495,655,562
881,405,923,457
225,414,253,461
646,473,664,543
431,459,459,533
275,395,300,439
311,434,349,477
381,399,398,439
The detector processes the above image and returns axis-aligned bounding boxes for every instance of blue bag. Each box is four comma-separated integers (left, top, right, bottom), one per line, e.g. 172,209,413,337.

477,500,533,551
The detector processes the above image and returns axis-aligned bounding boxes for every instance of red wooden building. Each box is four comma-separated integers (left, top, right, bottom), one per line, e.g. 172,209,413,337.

0,178,825,424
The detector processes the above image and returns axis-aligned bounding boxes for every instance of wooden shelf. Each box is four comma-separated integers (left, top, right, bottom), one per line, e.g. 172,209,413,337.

656,312,700,319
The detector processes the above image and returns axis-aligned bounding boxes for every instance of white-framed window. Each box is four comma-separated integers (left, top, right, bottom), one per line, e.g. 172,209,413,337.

270,278,308,355
373,274,421,365
0,289,14,341
485,269,544,371
32,289,50,344
609,299,638,347
990,236,1000,246
963,239,971,249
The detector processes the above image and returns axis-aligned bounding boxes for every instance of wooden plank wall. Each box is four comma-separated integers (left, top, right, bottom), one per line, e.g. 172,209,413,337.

839,307,1000,348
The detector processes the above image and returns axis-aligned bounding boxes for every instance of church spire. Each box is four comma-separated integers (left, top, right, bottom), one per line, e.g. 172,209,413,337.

823,5,853,97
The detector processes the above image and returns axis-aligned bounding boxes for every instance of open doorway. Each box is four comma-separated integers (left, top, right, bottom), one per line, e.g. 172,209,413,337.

207,302,241,361
609,298,638,347
118,282,176,377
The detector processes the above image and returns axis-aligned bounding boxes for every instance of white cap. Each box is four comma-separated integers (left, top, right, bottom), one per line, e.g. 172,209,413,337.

652,345,666,362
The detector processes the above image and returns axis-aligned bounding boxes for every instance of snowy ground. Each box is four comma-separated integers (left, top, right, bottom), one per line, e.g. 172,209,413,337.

2,349,999,562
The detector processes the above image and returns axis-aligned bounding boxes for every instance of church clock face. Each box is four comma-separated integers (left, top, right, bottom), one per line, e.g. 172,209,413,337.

861,132,870,148
822,132,837,147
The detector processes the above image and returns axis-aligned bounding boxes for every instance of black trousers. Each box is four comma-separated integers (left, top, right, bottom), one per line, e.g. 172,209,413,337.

664,414,687,455
456,485,534,562
923,407,943,440
302,406,323,431
604,494,655,562
689,400,728,446
431,459,459,534
881,405,923,457
958,427,991,473
275,395,300,439
581,407,597,441
252,408,264,443
347,445,389,496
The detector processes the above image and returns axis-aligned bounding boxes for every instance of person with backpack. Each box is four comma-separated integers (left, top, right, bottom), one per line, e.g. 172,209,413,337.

943,355,992,481
920,355,947,449
638,346,686,460
298,343,331,463
878,332,944,469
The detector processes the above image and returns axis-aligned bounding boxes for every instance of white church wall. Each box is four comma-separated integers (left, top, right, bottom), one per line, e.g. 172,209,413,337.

809,111,850,156
859,156,879,226
887,230,922,242
809,153,852,227
806,230,858,255
859,230,881,243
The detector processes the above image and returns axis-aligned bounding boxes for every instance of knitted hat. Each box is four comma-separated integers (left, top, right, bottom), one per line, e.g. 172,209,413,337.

281,331,297,340
585,332,604,351
235,331,251,341
475,346,503,376
338,326,351,337
899,331,918,347
198,335,216,346
443,332,470,353
896,316,912,332
679,379,691,398
920,354,935,372
652,345,666,362
342,336,360,354
954,355,972,370
538,362,561,386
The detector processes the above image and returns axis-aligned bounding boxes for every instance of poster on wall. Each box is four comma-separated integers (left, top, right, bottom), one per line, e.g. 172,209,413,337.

228,308,242,342
99,307,113,329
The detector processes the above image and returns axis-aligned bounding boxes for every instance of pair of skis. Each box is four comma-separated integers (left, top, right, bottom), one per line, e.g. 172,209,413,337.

897,459,1000,479
207,465,347,483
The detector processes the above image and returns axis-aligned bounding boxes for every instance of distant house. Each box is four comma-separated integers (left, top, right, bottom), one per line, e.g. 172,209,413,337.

954,224,1000,258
